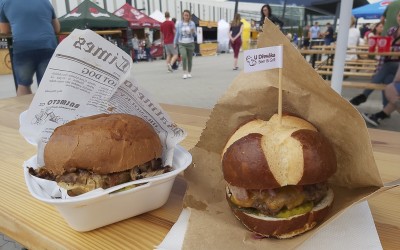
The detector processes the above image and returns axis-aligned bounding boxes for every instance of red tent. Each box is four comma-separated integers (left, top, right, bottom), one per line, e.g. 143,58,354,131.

114,3,161,29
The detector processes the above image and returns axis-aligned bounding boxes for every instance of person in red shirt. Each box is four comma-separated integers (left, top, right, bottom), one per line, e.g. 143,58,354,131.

160,11,178,72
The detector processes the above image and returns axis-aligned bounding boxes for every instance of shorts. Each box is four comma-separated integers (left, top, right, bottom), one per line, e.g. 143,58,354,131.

13,48,55,86
395,82,400,94
164,44,178,56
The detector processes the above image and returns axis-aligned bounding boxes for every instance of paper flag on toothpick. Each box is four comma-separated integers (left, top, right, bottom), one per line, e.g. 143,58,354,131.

243,45,283,73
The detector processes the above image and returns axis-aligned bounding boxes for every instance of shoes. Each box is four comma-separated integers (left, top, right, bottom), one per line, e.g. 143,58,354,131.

182,74,187,79
350,94,367,106
361,113,380,127
233,67,239,70
167,64,173,72
187,73,192,78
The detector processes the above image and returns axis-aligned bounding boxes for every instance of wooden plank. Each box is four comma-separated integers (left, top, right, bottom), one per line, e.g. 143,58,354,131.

326,81,386,90
317,70,374,77
0,48,12,75
199,20,218,28
345,60,377,65
319,65,376,71
343,82,385,90
315,60,377,66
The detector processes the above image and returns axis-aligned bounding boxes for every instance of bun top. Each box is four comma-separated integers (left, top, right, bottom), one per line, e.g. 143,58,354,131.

44,113,162,175
222,114,337,189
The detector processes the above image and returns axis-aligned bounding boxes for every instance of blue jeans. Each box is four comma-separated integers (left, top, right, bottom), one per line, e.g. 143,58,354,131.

364,61,399,106
13,49,55,86
145,48,151,61
324,38,333,45
133,49,138,62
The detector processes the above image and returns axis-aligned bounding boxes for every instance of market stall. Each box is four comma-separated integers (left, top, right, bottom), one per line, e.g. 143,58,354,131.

114,4,163,59
192,14,218,56
58,0,128,32
58,0,128,53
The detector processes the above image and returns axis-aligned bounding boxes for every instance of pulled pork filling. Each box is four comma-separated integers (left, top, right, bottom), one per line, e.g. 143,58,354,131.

29,158,171,196
228,182,328,216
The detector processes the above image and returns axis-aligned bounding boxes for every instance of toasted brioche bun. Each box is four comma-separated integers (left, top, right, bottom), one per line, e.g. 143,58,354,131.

226,187,334,238
222,114,337,189
44,113,162,175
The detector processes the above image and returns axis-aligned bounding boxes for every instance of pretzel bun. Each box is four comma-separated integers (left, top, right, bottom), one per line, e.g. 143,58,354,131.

44,113,162,175
222,114,337,189
222,114,337,238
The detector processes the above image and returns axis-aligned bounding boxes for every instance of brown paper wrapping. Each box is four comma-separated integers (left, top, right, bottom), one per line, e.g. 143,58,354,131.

181,19,391,249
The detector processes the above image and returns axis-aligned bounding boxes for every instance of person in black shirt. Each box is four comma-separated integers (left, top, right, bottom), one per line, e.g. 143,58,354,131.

259,4,284,31
229,13,243,70
323,23,334,45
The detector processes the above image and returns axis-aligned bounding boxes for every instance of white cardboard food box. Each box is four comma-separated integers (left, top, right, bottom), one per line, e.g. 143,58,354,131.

23,145,191,232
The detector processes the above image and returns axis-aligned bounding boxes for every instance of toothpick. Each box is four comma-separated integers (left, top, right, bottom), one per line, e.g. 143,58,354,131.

278,45,283,126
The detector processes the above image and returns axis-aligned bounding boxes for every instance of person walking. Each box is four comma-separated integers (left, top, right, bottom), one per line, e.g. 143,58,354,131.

362,65,400,126
0,0,60,96
229,13,243,70
160,11,178,72
174,9,196,79
144,33,152,62
350,10,400,106
259,4,283,31
131,34,139,63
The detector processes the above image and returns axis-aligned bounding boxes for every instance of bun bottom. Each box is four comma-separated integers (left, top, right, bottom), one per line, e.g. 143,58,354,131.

226,187,334,239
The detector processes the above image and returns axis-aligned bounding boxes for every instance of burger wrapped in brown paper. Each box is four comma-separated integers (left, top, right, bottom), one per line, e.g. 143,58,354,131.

222,114,337,238
29,113,170,196
181,18,388,250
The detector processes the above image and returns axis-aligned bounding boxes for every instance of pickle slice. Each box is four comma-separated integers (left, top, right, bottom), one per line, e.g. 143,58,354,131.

275,202,314,218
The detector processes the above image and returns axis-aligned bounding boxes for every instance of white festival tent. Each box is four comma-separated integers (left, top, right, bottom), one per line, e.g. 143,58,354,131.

217,19,230,53
150,10,166,23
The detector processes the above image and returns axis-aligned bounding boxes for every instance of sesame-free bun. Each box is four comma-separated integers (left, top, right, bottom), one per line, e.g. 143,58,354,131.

222,114,337,190
44,113,162,175
226,187,334,238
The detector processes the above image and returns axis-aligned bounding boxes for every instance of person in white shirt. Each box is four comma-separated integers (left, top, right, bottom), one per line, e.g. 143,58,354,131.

131,34,139,63
346,16,360,61
174,10,196,79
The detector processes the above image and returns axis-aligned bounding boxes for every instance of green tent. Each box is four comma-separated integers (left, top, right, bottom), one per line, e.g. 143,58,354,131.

59,0,128,32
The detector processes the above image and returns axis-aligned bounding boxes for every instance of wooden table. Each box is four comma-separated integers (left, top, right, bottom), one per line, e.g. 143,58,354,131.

0,95,399,249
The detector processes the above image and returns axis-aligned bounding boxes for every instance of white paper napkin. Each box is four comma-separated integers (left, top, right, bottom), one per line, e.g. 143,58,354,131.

156,201,382,250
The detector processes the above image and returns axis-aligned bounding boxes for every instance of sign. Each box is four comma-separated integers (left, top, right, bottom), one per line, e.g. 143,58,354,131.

196,27,203,44
244,46,283,73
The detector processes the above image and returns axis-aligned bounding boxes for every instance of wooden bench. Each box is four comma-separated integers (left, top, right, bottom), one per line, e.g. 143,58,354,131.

315,59,377,65
345,60,377,66
318,65,376,71
326,81,386,90
317,70,374,78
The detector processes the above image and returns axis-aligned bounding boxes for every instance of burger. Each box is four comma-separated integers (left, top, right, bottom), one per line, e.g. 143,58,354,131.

221,114,337,238
29,113,170,196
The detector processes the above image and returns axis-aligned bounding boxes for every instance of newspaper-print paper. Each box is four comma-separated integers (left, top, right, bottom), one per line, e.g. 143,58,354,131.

20,29,186,172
